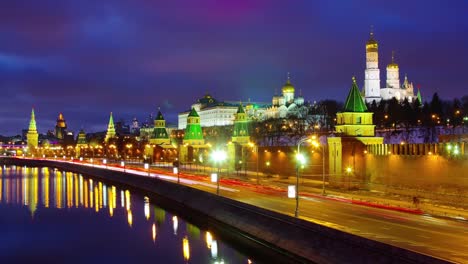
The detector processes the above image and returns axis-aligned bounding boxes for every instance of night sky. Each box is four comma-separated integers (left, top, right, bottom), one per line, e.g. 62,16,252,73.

1,0,467,135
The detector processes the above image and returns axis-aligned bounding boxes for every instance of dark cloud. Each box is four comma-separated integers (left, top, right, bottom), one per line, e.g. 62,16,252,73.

0,0,467,135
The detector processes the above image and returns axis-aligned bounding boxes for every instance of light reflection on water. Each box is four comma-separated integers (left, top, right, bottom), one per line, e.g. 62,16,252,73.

0,165,254,263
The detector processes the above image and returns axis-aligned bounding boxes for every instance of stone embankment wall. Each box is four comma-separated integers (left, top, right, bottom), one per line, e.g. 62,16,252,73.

0,157,446,264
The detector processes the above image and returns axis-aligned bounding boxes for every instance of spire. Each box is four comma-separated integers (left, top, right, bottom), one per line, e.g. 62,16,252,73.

108,112,115,129
237,102,245,114
28,108,37,131
366,25,378,49
188,107,199,117
344,77,368,112
417,85,422,104
287,72,291,84
155,109,165,121
105,112,116,142
387,50,398,68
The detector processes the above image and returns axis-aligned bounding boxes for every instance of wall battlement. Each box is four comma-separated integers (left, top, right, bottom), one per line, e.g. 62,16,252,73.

366,142,466,157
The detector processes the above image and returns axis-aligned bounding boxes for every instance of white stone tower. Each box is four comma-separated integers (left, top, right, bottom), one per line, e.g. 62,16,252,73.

364,27,381,103
386,51,400,89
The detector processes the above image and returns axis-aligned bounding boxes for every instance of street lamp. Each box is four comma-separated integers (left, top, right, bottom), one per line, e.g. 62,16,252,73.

211,149,227,195
295,152,306,217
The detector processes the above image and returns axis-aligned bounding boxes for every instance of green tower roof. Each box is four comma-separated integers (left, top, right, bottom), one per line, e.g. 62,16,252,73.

237,103,245,114
108,112,115,128
188,108,199,117
344,77,368,112
417,88,422,104
28,108,37,131
155,110,165,121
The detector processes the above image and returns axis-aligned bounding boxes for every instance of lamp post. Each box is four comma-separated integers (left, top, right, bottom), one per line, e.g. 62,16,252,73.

295,137,310,217
211,149,227,195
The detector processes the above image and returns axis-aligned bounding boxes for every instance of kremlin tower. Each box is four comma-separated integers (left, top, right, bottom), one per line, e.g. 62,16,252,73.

104,112,116,142
26,108,39,151
54,113,67,139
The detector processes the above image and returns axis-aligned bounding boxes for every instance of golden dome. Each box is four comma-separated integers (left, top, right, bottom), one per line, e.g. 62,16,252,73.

366,30,378,52
282,79,295,93
387,51,398,69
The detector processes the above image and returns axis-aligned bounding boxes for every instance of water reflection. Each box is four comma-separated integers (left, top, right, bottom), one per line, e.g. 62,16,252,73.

0,166,254,263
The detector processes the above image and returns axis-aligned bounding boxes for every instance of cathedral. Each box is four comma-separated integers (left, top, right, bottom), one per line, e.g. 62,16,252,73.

263,74,307,119
363,29,419,103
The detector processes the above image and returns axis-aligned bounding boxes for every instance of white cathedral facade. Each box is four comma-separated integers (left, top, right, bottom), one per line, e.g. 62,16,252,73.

363,30,415,103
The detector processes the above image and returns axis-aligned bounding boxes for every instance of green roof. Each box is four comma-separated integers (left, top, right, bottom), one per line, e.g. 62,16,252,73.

417,88,422,104
188,108,199,117
155,110,165,121
344,77,368,112
237,103,245,114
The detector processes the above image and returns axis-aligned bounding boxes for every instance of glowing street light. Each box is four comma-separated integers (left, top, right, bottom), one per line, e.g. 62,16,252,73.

121,161,125,172
211,149,227,195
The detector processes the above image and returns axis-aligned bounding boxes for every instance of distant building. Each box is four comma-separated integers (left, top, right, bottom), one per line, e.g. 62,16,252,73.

264,74,307,119
55,113,67,139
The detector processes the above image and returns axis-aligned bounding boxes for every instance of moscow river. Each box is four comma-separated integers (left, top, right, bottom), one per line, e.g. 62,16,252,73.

0,165,255,263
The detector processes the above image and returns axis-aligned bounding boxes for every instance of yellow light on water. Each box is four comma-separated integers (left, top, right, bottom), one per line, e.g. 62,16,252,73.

183,237,190,261
206,231,213,249
152,223,157,242
127,210,133,227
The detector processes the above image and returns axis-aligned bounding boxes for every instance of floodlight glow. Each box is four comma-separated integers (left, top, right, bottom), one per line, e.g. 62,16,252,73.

211,150,227,163
296,153,306,165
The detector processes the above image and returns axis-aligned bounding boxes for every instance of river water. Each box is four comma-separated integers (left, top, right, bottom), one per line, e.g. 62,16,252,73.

0,165,255,263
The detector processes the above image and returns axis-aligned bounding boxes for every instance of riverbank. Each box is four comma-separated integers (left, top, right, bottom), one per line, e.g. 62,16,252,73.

0,157,449,264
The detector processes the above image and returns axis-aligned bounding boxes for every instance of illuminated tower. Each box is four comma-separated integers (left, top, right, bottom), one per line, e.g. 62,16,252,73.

364,27,381,103
150,110,170,145
282,73,295,104
75,129,87,157
336,77,375,137
104,112,116,142
55,113,67,139
183,108,204,145
26,108,39,151
386,51,400,90
231,103,250,145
